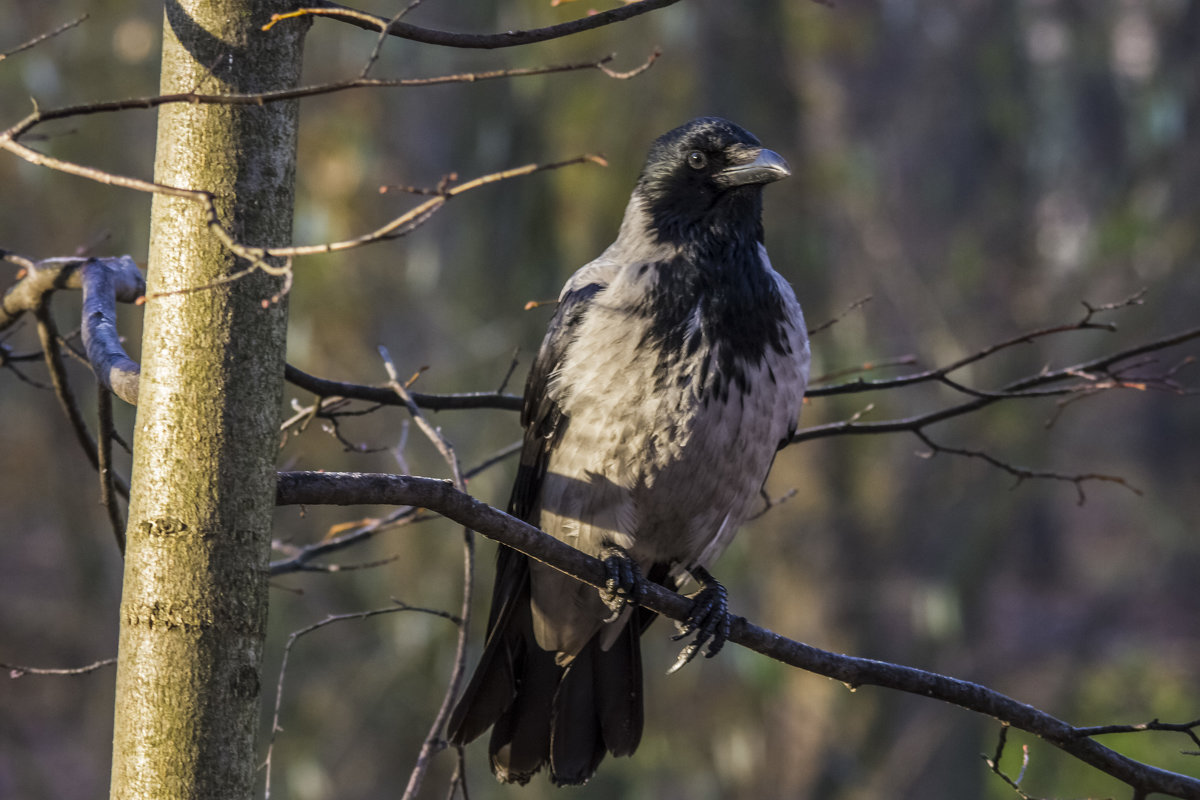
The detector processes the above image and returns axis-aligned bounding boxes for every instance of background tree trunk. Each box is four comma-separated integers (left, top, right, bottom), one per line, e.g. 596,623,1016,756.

108,3,306,798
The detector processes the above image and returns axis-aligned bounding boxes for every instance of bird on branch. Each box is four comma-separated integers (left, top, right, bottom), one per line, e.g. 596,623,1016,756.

447,117,810,785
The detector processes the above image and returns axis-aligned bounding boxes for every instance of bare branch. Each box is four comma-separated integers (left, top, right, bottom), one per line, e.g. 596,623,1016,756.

3,255,144,408
269,442,518,576
376,347,477,800
270,506,423,575
495,348,521,395
746,486,798,521
2,57,643,142
0,14,88,62
1080,288,1147,321
1076,718,1200,752
35,309,104,482
0,340,49,387
4,657,116,678
270,154,607,260
795,325,1200,440
359,0,425,78
2,256,89,332
462,440,522,481
810,354,918,387
277,0,684,49
807,294,872,338
96,386,126,553
806,293,1155,400
379,347,465,486
275,470,1200,800
913,430,1142,506
284,362,522,412
1,64,629,301
80,257,144,404
2,256,143,508
982,725,1041,799
263,600,460,800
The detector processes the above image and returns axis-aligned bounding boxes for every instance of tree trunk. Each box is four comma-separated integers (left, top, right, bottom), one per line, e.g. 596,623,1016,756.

109,3,306,798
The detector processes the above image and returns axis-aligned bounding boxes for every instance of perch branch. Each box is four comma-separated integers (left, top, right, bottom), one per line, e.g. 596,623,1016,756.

275,470,1200,800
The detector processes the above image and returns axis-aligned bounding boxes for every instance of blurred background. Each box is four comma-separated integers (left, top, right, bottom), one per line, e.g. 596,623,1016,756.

2,1,1198,798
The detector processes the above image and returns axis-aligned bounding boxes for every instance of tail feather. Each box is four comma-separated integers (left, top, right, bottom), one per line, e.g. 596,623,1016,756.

447,547,649,785
593,619,644,757
446,548,528,747
489,645,559,784
548,655,605,785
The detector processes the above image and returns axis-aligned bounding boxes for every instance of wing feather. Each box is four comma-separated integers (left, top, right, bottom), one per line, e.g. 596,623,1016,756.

509,270,610,523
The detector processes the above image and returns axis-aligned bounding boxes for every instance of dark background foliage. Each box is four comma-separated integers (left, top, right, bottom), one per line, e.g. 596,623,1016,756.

2,1,1197,798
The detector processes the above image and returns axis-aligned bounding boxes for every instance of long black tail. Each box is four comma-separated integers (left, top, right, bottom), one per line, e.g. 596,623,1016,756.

446,546,648,786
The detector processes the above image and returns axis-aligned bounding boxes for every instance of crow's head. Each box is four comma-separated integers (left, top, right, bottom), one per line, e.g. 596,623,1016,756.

634,117,790,247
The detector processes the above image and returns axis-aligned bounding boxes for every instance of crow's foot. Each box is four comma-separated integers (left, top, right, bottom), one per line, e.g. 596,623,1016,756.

668,566,730,674
599,544,644,623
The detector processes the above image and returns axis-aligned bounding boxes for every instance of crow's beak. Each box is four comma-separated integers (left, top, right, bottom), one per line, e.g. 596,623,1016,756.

715,147,791,188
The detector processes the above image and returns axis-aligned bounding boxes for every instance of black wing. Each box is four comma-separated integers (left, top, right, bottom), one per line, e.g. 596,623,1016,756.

446,279,606,752
507,280,604,524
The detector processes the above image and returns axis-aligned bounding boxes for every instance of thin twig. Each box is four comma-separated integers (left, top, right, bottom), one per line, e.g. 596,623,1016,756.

274,0,682,50
0,345,50,387
496,348,521,395
3,59,639,141
1075,718,1200,751
376,347,477,800
96,385,126,553
4,657,116,677
746,486,798,521
284,362,523,412
1,65,623,302
795,326,1200,438
809,354,918,386
270,505,423,575
35,308,100,475
913,429,1142,506
462,440,522,481
150,155,605,301
805,295,1154,399
379,347,465,488
269,440,519,576
263,154,606,260
0,14,89,62
982,724,1042,799
807,294,872,337
360,0,424,78
263,601,460,799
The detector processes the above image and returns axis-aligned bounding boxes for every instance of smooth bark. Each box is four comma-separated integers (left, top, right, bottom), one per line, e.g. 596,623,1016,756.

109,3,306,798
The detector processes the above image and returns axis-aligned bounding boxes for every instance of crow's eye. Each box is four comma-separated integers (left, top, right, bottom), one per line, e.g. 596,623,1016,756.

686,150,708,171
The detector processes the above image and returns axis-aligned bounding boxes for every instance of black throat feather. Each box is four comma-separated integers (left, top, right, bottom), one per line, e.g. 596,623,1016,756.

636,200,791,402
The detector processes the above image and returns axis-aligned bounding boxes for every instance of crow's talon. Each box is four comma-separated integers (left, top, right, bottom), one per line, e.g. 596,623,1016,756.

668,641,701,674
599,545,643,621
667,568,729,673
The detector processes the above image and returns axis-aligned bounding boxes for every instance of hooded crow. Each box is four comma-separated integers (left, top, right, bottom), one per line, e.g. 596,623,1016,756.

447,117,810,785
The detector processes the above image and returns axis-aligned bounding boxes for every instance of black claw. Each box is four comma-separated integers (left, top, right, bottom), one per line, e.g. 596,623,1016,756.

599,545,644,622
667,566,729,674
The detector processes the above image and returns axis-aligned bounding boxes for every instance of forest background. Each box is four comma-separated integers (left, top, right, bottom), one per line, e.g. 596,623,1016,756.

2,1,1198,799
